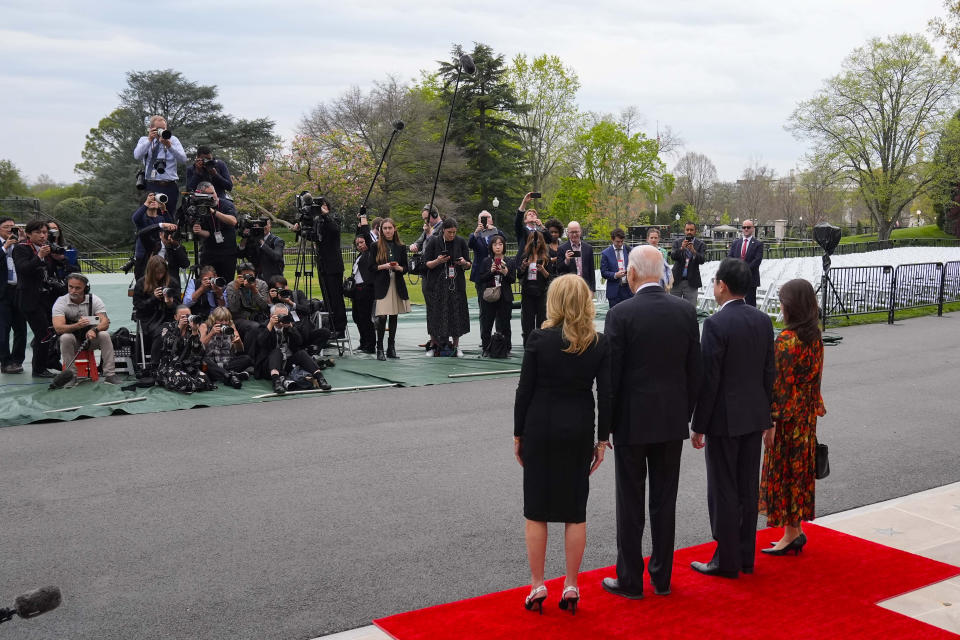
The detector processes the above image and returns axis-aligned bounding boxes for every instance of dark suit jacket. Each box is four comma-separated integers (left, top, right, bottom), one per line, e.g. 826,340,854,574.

12,243,57,313
0,245,12,300
600,244,631,299
670,237,708,288
360,225,409,301
163,243,189,286
467,228,501,283
351,247,376,291
728,237,763,287
476,255,516,303
558,240,596,292
604,285,702,445
257,233,286,281
693,300,775,437
314,216,344,273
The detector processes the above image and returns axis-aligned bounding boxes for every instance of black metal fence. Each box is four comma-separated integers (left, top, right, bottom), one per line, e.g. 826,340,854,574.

821,261,960,325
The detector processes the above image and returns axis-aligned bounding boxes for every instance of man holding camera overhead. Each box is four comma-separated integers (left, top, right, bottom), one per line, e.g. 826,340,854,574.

185,145,233,198
190,181,239,281
134,115,187,211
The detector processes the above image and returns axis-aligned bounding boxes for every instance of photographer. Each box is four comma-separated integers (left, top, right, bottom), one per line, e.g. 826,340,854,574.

13,220,65,377
267,275,332,355
132,256,180,371
190,182,239,281
131,192,177,279
185,145,233,198
184,265,226,321
158,228,189,285
254,303,331,394
296,196,347,338
133,115,187,211
225,262,270,342
670,222,707,306
199,307,251,389
46,221,79,277
0,217,27,373
241,217,285,282
152,305,214,393
52,273,121,385
468,210,501,302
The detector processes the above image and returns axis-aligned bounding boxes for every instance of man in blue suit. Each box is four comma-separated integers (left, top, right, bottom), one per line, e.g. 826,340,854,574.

600,228,632,307
690,258,775,579
727,220,763,307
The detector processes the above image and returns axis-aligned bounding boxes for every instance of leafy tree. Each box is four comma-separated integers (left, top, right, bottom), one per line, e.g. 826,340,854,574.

439,43,530,216
76,69,278,247
0,160,29,198
788,34,960,240
507,53,581,192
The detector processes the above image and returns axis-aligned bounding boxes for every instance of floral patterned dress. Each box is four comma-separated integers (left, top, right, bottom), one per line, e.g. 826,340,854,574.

759,330,826,527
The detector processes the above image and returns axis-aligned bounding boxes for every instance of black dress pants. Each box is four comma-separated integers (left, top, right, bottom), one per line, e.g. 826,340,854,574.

351,285,375,350
320,272,347,333
0,287,27,366
204,355,253,381
265,348,318,376
614,440,683,592
479,296,512,350
24,307,53,374
520,292,546,346
705,431,762,573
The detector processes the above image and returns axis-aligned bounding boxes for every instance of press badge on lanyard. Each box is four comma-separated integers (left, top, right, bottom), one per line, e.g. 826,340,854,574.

528,263,538,280
447,264,455,278
214,231,224,244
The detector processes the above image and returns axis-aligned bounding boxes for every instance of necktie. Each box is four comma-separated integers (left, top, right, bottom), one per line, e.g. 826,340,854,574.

741,238,748,259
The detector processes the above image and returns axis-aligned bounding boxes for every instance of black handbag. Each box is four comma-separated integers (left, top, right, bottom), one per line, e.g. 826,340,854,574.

342,275,357,298
815,439,830,480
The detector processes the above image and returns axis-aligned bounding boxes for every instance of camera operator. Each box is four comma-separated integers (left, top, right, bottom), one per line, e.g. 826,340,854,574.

254,303,331,394
295,196,347,339
52,273,121,385
226,262,270,342
157,229,189,286
185,145,233,198
133,115,187,211
241,217,285,282
132,192,177,279
198,307,251,389
184,265,226,321
13,221,65,378
152,305,214,393
190,181,239,281
0,217,27,374
267,275,332,355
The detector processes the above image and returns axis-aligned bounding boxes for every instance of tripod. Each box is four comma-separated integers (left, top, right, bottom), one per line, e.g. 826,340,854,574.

291,228,347,356
815,254,849,329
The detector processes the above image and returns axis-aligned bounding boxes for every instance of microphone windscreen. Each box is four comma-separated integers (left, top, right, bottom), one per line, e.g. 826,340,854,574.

14,586,62,618
393,120,405,131
49,370,75,390
459,54,476,75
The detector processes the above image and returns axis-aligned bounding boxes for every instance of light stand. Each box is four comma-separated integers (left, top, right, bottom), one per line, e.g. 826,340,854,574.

428,53,476,213
813,222,847,329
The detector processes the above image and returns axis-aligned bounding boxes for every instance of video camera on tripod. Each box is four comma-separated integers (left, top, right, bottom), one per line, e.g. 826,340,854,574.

238,214,269,240
295,191,339,243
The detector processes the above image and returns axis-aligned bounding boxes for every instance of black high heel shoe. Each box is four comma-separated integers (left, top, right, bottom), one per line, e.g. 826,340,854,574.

761,533,807,556
524,585,547,614
559,585,579,615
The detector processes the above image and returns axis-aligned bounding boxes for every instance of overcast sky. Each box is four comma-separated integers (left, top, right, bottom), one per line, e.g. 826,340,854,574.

0,0,948,186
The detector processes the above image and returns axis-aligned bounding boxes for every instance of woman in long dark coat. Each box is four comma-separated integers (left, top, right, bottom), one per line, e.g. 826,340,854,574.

423,217,471,356
514,274,611,615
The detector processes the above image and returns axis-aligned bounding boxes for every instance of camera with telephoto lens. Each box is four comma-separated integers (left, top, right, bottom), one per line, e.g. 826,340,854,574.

202,157,216,168
156,128,173,140
188,314,203,325
220,325,234,337
295,191,336,243
48,242,66,256
275,313,293,326
154,160,167,175
156,193,169,205
238,214,268,239
180,192,216,227
212,277,226,288
121,255,136,274
278,288,293,299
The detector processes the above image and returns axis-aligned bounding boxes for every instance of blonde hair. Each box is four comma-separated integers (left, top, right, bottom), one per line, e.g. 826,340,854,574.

206,306,233,328
542,274,598,355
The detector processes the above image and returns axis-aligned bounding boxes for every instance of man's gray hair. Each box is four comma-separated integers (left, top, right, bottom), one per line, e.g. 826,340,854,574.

270,303,288,316
148,115,165,127
196,181,214,192
628,245,664,281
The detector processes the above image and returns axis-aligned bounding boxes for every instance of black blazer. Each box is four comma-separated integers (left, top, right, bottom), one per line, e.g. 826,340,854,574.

164,244,190,286
693,300,775,437
257,233,286,281
133,276,181,330
514,327,612,440
0,246,11,300
476,255,516,303
728,238,764,287
670,237,708,288
557,240,596,292
360,225,409,301
315,216,344,273
604,285,702,445
351,249,376,291
12,243,57,312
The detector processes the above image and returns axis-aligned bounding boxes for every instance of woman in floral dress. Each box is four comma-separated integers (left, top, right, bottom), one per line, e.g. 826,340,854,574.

759,279,826,555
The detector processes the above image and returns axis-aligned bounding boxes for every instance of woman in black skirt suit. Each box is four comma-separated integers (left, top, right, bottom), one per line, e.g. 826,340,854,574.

514,274,611,615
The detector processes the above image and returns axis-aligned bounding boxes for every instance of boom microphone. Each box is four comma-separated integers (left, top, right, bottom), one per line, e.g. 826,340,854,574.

393,120,405,131
0,586,62,625
358,121,407,217
459,53,476,75
49,338,91,390
428,52,478,212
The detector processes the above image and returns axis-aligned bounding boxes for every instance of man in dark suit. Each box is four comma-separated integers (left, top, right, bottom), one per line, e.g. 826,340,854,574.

600,228,632,308
602,245,702,599
690,257,775,579
558,221,596,292
727,220,763,306
0,217,27,373
249,218,285,282
671,221,707,306
311,202,347,338
12,220,64,378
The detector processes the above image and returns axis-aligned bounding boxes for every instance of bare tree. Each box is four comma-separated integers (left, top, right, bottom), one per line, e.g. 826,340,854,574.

737,161,776,224
673,152,717,215
797,160,845,226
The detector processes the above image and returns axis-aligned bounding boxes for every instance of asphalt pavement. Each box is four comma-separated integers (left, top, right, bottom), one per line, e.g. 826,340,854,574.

0,313,958,639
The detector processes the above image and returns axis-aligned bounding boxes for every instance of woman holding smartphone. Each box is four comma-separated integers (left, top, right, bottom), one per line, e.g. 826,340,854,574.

359,214,410,361
476,234,515,355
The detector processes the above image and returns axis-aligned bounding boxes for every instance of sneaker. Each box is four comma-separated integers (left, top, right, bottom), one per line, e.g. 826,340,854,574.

2,364,23,374
237,371,250,381
424,350,434,358
455,348,464,358
103,375,124,385
33,369,57,379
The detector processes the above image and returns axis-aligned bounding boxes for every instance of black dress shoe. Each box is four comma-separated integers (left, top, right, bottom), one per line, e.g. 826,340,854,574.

376,349,386,361
653,584,671,595
386,346,398,359
690,561,738,579
33,369,57,378
741,566,754,574
601,577,644,599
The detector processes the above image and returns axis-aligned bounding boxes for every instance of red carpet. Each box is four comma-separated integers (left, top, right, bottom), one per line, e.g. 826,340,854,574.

374,524,960,639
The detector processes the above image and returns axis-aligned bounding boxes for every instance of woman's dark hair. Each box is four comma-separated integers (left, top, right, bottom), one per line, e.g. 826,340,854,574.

779,278,821,344
24,220,48,234
545,218,564,236
441,217,457,230
714,257,752,296
523,230,549,265
143,255,169,292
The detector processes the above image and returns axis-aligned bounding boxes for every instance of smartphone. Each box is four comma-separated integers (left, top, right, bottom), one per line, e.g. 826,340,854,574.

439,251,450,258
494,257,502,266
530,192,542,199
571,250,581,258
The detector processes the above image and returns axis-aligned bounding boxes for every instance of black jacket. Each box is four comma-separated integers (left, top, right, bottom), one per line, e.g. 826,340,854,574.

604,285,702,445
728,238,764,287
670,237,708,288
423,235,469,294
163,244,190,285
351,247,376,292
515,250,551,297
133,276,181,333
360,225,409,301
693,300,775,437
255,233,286,281
185,159,233,197
312,214,344,273
476,255,516,303
12,243,57,313
557,240,596,292
199,198,239,258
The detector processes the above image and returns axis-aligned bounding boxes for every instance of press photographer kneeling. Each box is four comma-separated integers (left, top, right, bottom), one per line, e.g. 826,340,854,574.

152,305,214,393
198,307,252,390
51,274,121,385
267,275,332,357
254,303,331,395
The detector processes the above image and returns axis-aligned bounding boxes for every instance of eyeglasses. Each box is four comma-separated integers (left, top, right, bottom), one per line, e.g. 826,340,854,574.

741,225,753,229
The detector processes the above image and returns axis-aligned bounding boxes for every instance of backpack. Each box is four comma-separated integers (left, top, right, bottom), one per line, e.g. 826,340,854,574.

487,333,511,358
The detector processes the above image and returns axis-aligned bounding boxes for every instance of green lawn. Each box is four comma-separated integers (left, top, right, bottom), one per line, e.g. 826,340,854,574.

840,225,954,244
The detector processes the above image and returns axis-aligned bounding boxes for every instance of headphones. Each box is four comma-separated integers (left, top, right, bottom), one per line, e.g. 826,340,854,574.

67,273,90,295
